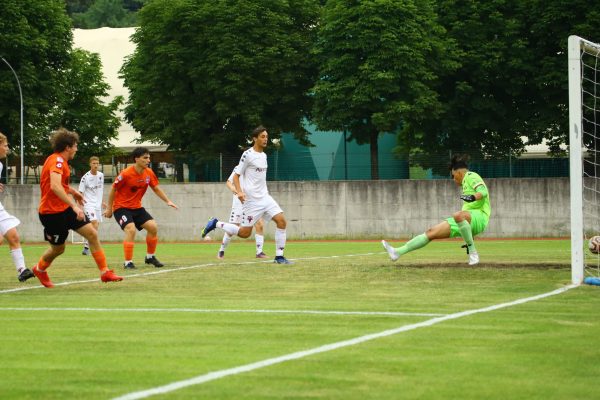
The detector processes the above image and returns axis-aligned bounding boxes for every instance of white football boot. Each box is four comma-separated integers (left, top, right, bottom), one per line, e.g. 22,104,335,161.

468,251,479,265
381,240,399,261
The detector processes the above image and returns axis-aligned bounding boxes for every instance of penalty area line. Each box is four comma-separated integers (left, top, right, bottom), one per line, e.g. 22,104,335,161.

111,284,577,400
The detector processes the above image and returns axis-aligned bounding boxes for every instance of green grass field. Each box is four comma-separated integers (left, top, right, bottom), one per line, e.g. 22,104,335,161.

1,239,599,399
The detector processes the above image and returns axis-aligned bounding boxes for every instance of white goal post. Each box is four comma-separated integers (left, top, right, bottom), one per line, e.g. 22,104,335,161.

568,35,600,284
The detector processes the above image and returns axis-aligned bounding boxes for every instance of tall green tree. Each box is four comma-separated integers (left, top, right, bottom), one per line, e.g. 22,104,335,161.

120,0,320,175
404,0,600,172
0,0,73,160
0,0,122,173
311,0,458,179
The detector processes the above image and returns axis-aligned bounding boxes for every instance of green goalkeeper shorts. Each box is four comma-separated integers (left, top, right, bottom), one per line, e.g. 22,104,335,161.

447,210,489,238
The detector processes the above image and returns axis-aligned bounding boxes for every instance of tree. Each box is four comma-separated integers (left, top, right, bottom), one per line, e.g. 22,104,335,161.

0,0,122,175
120,0,320,179
403,0,600,173
311,0,458,179
53,49,123,174
72,0,138,28
0,0,73,161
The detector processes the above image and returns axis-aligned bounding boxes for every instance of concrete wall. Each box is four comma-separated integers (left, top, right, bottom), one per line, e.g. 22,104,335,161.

1,178,570,243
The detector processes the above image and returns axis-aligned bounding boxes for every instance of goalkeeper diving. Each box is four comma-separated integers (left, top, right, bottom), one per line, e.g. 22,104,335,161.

382,154,491,265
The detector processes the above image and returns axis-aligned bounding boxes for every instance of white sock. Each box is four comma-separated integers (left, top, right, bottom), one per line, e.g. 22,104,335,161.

275,228,286,257
11,248,26,274
255,234,264,255
220,233,232,252
217,221,240,236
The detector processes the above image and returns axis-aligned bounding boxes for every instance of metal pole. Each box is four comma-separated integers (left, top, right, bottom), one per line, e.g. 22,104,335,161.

568,35,584,284
343,130,348,180
1,57,24,184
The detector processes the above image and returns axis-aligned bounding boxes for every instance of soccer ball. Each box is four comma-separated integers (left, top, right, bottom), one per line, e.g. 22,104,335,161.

589,236,600,254
203,235,212,242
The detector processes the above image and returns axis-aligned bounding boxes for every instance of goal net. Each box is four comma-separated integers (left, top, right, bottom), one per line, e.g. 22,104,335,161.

569,35,600,284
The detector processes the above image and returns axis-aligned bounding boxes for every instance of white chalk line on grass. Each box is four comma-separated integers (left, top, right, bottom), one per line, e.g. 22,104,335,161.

0,306,444,317
0,252,382,294
111,283,577,400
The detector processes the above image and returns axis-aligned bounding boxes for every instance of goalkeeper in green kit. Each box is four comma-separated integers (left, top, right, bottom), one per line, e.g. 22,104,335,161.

382,154,491,265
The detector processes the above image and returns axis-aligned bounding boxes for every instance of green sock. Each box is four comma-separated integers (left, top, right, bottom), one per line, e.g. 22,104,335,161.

397,233,430,256
457,220,477,253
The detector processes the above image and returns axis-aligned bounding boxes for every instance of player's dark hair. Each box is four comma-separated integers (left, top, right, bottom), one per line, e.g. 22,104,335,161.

251,125,267,138
449,154,470,170
50,128,79,152
132,147,150,160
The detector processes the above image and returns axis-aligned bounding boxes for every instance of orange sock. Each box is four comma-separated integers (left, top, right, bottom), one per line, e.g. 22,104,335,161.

36,258,51,271
92,249,109,272
124,241,134,261
146,236,158,255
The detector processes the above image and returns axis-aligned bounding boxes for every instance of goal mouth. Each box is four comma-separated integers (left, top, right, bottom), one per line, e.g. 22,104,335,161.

570,36,600,283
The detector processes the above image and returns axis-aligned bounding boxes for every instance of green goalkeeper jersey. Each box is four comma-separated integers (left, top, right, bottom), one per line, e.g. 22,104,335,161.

461,171,491,218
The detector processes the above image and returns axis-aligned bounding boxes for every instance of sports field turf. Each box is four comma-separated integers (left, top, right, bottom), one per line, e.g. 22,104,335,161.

1,239,599,399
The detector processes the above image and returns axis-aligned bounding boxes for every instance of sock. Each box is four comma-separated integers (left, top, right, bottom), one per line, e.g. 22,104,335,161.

123,241,134,263
217,221,240,236
220,233,232,252
396,233,430,256
83,239,89,249
146,236,158,256
457,220,477,253
11,248,26,274
275,228,286,257
36,257,51,271
255,234,264,255
92,249,109,272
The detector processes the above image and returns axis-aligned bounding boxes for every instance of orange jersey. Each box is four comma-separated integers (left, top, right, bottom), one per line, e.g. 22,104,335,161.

112,165,158,210
39,153,72,214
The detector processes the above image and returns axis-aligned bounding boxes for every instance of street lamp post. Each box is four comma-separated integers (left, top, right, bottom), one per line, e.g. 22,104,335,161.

1,56,24,184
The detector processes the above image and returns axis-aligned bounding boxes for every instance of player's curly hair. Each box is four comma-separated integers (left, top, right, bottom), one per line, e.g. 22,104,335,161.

50,128,79,152
449,154,470,170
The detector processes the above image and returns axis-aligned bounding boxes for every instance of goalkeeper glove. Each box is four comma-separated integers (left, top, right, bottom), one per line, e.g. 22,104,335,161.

460,194,476,202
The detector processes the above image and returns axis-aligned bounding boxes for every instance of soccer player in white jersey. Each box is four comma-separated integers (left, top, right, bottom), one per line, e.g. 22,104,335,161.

78,156,106,255
0,132,34,282
217,166,267,259
202,125,292,264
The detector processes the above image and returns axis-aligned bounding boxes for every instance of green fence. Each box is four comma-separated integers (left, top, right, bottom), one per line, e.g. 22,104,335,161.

189,130,569,182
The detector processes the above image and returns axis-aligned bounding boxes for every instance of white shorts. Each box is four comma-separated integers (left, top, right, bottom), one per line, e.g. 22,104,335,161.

229,200,243,224
0,209,20,235
241,195,282,227
83,206,103,223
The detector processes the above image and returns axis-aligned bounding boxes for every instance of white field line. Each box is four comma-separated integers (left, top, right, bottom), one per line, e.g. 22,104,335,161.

112,284,578,400
0,252,382,294
0,306,443,317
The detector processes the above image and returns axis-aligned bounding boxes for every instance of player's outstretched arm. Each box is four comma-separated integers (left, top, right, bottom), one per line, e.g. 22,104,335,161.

104,186,115,218
151,185,178,209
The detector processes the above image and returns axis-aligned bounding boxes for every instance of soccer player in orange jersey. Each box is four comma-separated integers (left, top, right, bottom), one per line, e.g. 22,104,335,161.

105,147,178,269
32,128,123,288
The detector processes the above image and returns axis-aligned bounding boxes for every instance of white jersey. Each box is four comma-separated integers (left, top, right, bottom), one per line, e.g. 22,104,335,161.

236,148,268,201
78,170,104,209
0,162,5,211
